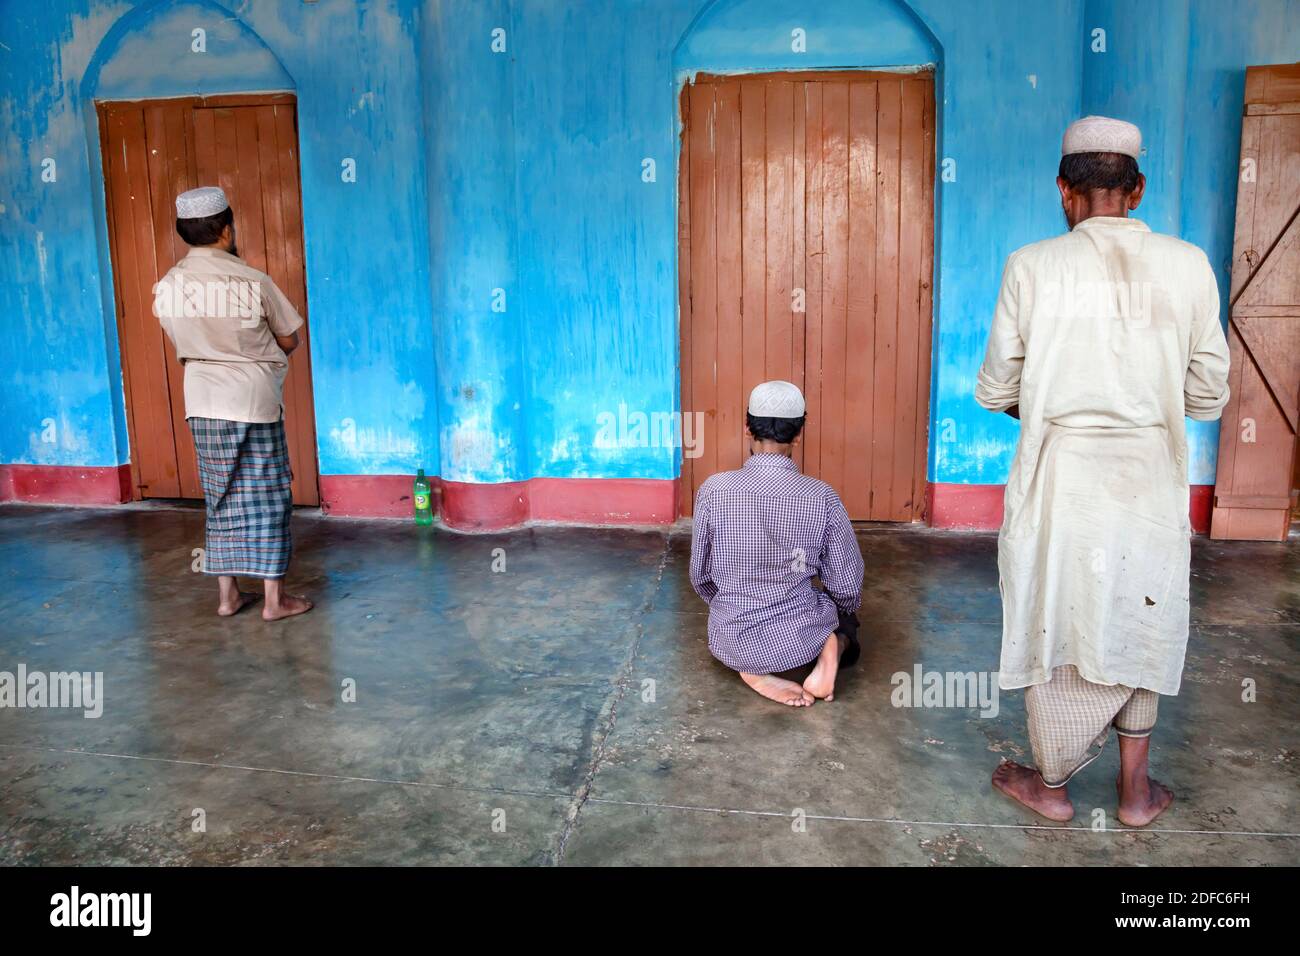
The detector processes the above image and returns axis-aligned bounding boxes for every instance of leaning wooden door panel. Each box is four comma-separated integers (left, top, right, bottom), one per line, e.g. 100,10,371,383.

1211,63,1300,541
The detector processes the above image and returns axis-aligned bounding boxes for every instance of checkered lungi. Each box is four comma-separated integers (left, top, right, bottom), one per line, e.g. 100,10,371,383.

1025,664,1160,788
189,417,293,579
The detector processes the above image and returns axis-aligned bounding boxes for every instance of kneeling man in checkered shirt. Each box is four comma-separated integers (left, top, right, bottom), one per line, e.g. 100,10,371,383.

689,381,865,707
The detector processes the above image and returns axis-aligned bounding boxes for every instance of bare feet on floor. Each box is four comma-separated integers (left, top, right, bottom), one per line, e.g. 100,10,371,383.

802,632,846,701
1116,775,1175,827
217,591,259,617
740,672,814,707
991,760,1075,822
263,593,313,622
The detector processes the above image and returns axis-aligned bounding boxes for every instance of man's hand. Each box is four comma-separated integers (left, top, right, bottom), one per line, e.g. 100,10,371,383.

274,331,300,356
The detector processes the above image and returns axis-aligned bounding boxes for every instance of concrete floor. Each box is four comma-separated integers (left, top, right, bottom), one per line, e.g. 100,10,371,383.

0,502,1296,866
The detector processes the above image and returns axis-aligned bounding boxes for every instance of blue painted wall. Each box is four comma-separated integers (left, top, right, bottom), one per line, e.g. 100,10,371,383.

1,0,1297,491
0,0,438,477
1080,0,1300,483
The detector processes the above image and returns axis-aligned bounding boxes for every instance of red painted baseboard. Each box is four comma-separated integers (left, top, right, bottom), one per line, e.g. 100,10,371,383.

928,482,1215,534
319,474,432,519
527,477,677,526
321,473,678,530
0,465,1216,537
440,479,529,531
1188,484,1212,535
926,482,1005,530
0,464,131,505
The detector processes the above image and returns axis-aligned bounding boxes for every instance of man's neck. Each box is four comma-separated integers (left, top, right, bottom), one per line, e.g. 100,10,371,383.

1078,209,1128,223
750,442,794,457
1073,198,1131,226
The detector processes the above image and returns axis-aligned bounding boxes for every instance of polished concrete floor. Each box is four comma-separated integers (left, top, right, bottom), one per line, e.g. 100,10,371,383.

0,502,1296,866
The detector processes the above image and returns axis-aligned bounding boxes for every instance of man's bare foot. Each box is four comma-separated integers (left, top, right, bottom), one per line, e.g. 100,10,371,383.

1116,775,1175,827
992,760,1075,822
217,591,259,617
802,632,846,701
740,672,814,707
263,594,313,621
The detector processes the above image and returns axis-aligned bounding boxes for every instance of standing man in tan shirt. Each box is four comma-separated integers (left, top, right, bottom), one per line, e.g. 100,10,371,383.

154,186,313,621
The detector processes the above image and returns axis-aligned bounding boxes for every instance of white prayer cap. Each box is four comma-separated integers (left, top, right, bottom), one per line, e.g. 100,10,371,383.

748,380,806,419
175,186,229,219
1062,116,1142,160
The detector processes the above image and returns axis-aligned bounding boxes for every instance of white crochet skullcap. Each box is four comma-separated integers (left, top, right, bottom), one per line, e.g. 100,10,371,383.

1062,116,1141,160
175,186,229,219
748,380,806,419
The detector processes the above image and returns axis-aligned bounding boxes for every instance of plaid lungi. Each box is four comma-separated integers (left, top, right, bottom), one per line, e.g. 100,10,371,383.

189,417,293,579
1025,664,1159,788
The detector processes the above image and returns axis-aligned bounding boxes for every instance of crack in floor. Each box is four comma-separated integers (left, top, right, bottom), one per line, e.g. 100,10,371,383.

547,530,677,864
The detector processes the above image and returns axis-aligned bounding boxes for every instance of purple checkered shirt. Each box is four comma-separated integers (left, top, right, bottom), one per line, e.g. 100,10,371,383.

689,453,864,674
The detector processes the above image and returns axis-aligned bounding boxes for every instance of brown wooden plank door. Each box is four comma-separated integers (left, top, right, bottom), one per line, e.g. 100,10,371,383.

1210,63,1300,540
101,102,189,499
192,103,319,506
679,71,935,521
100,95,319,507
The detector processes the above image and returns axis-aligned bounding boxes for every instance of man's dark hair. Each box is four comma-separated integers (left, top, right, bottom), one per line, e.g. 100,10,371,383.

175,206,234,247
1058,151,1141,193
747,412,806,445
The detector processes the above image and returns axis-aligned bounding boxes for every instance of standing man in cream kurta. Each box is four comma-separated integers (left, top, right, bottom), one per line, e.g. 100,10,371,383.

976,117,1230,826
155,186,313,622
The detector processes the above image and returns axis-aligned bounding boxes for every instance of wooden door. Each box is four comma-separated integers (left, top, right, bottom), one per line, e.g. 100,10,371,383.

99,94,319,507
679,71,935,520
1210,63,1300,540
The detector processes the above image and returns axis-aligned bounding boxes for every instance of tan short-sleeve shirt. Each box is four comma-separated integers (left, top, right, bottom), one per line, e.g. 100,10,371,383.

153,247,305,423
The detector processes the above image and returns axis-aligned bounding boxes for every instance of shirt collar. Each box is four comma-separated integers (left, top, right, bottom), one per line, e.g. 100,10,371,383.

183,246,243,264
1073,216,1150,233
744,453,800,472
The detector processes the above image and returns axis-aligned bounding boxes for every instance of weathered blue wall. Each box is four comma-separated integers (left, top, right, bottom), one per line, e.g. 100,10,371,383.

1081,0,1300,484
1,0,1297,492
0,0,438,477
455,0,1079,484
422,0,527,483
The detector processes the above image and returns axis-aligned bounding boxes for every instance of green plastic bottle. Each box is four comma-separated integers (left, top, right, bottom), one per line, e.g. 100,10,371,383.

413,468,433,525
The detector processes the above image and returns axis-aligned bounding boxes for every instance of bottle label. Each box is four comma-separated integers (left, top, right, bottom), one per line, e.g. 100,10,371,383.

415,493,430,509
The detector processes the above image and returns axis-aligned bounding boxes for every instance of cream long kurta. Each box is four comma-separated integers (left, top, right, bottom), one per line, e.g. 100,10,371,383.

976,217,1230,695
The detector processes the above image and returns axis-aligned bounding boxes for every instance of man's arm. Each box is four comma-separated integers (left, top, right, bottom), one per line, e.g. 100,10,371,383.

820,493,864,615
1184,256,1230,421
260,275,305,357
975,254,1025,417
688,492,718,604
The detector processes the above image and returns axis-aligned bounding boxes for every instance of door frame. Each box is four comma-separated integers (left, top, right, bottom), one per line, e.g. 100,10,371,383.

95,91,320,505
675,69,938,521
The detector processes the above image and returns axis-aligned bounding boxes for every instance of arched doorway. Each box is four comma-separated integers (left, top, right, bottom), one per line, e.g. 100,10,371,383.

85,1,318,505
